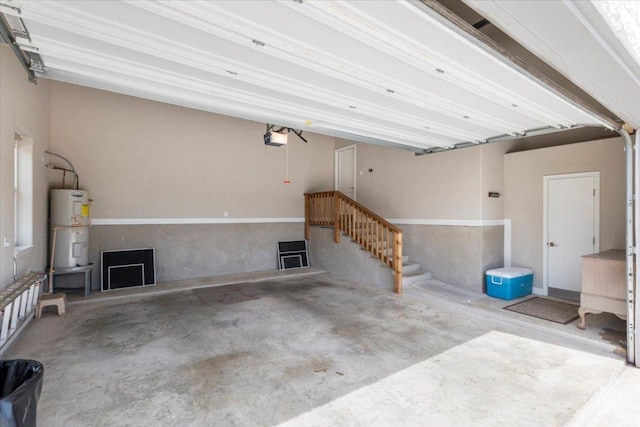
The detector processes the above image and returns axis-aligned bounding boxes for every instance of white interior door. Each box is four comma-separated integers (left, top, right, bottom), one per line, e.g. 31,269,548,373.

335,145,356,200
544,172,599,293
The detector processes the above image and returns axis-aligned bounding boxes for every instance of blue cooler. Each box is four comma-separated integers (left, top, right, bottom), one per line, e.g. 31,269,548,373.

486,267,533,300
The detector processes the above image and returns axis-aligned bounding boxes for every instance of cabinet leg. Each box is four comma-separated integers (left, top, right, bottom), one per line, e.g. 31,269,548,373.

578,307,586,330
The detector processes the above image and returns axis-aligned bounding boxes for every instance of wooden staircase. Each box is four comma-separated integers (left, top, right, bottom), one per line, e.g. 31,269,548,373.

305,191,430,294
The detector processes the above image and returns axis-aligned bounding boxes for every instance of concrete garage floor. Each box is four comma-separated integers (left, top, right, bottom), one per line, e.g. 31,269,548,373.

5,273,639,426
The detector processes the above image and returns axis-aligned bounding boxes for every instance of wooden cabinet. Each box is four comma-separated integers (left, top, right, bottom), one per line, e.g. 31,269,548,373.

578,249,626,329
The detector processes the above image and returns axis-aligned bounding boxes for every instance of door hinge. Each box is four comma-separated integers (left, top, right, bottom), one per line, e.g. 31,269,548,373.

593,188,596,196
593,237,596,245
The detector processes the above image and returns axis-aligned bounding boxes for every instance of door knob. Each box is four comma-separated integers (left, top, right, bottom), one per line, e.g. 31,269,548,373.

548,242,557,247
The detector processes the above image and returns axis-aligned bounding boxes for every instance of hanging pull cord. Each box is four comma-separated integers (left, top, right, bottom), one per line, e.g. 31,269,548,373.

284,143,291,184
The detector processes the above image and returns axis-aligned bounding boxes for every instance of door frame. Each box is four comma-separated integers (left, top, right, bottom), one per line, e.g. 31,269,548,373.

542,171,600,296
334,144,357,200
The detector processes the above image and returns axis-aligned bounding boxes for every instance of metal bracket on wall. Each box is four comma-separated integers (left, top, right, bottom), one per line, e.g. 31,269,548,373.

0,11,38,84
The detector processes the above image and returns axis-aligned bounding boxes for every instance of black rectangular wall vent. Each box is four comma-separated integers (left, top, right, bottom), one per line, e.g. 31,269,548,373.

277,240,309,270
101,248,156,291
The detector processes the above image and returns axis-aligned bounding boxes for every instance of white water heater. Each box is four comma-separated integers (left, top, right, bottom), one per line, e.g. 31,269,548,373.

50,189,90,268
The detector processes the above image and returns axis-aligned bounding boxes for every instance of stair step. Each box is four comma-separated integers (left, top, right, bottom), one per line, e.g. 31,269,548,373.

357,244,408,263
402,270,433,286
403,261,421,274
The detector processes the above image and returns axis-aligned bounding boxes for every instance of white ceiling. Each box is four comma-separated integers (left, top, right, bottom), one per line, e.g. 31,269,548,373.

466,0,640,129
0,0,623,151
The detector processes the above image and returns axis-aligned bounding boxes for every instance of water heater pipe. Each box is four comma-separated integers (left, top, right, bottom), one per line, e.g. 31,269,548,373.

45,150,79,189
47,227,59,295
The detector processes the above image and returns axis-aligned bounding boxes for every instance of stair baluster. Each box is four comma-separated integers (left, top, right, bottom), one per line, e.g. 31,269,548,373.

305,191,404,293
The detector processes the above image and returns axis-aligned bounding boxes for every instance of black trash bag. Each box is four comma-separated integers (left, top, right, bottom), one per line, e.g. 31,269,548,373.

0,359,44,427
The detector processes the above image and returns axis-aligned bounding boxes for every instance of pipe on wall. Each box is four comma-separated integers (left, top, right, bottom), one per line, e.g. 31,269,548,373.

45,150,78,189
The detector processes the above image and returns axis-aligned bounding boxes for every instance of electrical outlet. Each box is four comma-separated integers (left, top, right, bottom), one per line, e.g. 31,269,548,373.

223,211,228,217
3,236,10,248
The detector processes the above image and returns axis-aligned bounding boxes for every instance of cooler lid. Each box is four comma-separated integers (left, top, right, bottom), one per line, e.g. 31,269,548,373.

486,267,533,279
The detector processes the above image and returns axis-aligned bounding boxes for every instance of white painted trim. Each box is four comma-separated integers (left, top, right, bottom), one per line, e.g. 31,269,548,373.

503,219,512,268
93,218,512,264
93,217,511,227
92,216,513,279
14,245,35,259
92,218,305,225
335,144,357,200
543,171,600,297
543,178,549,297
389,218,506,226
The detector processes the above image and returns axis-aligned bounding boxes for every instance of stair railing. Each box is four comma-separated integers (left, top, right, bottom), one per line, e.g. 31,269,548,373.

305,191,403,293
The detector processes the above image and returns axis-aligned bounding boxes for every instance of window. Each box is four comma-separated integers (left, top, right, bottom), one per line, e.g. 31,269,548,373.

14,133,33,253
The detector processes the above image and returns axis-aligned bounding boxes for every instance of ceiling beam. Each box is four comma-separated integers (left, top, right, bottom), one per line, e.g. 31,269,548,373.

413,0,620,130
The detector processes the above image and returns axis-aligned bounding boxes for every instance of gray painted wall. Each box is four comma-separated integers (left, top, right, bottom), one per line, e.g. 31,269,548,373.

309,227,394,291
66,223,306,290
308,224,503,292
482,226,505,290
401,224,503,291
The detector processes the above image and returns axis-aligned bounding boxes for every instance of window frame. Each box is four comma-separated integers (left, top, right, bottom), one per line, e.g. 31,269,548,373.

13,133,34,255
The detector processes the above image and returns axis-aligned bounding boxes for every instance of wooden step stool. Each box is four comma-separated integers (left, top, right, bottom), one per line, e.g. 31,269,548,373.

35,293,66,318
